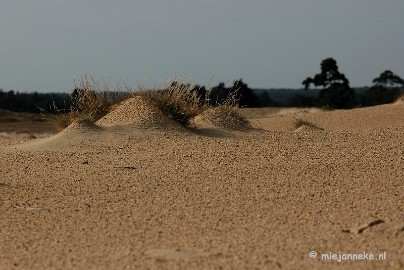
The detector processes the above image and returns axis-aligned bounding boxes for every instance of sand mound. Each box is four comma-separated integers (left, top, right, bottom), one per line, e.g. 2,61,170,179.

393,97,404,105
11,119,104,151
198,107,252,131
96,96,184,130
256,102,404,132
191,115,231,137
9,97,191,151
293,119,324,133
294,124,324,133
276,107,324,116
60,119,102,134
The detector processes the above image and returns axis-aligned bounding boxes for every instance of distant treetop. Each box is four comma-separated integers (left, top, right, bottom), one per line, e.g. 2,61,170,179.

302,58,349,90
372,70,404,88
302,58,355,109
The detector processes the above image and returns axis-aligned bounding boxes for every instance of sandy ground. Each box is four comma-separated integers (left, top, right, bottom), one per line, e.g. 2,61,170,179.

0,98,403,269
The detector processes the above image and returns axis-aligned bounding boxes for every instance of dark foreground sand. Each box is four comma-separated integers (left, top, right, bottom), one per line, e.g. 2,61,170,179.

1,98,403,269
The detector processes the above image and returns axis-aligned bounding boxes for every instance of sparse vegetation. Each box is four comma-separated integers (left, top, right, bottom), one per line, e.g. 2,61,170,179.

46,76,250,130
137,79,251,128
138,81,204,126
198,89,252,130
2,70,404,117
202,105,252,130
50,75,133,130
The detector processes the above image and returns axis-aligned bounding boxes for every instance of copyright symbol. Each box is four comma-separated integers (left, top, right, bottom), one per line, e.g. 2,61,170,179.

309,251,317,259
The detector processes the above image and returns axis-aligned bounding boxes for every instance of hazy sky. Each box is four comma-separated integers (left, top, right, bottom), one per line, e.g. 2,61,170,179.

1,0,403,92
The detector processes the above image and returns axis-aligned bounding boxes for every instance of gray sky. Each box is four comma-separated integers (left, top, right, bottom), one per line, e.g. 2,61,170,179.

1,0,403,92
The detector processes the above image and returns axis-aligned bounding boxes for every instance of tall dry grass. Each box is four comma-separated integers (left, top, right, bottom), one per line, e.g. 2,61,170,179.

138,80,250,128
51,75,132,130
138,81,205,126
197,90,252,130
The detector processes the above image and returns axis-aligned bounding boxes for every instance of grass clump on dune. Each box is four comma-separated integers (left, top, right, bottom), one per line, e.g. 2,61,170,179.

49,76,250,130
138,81,205,126
51,75,132,130
200,92,252,130
138,80,251,129
202,105,251,130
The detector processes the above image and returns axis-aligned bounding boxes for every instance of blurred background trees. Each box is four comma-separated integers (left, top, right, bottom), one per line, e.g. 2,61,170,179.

0,89,68,113
1,65,403,113
202,79,258,107
302,58,356,109
361,70,404,106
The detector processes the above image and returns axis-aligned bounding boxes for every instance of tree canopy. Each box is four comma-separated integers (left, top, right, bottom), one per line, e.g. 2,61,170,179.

302,58,355,109
302,58,350,89
206,79,258,107
361,70,404,106
372,70,404,88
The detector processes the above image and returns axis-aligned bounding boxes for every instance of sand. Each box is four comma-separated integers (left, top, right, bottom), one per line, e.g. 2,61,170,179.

0,99,403,269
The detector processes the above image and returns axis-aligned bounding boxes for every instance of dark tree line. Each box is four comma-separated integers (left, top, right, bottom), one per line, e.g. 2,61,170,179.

0,90,69,113
0,80,260,114
1,62,403,113
193,79,259,107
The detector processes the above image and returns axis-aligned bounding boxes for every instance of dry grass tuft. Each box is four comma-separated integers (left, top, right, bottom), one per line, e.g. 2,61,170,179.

199,92,252,130
51,75,132,130
138,80,205,126
202,105,252,131
138,80,251,129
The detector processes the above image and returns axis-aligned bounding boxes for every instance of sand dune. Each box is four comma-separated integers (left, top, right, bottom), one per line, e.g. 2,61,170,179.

1,101,403,269
96,96,186,131
253,102,404,132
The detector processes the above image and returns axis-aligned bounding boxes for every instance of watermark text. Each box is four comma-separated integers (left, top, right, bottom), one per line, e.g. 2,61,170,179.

309,251,387,262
